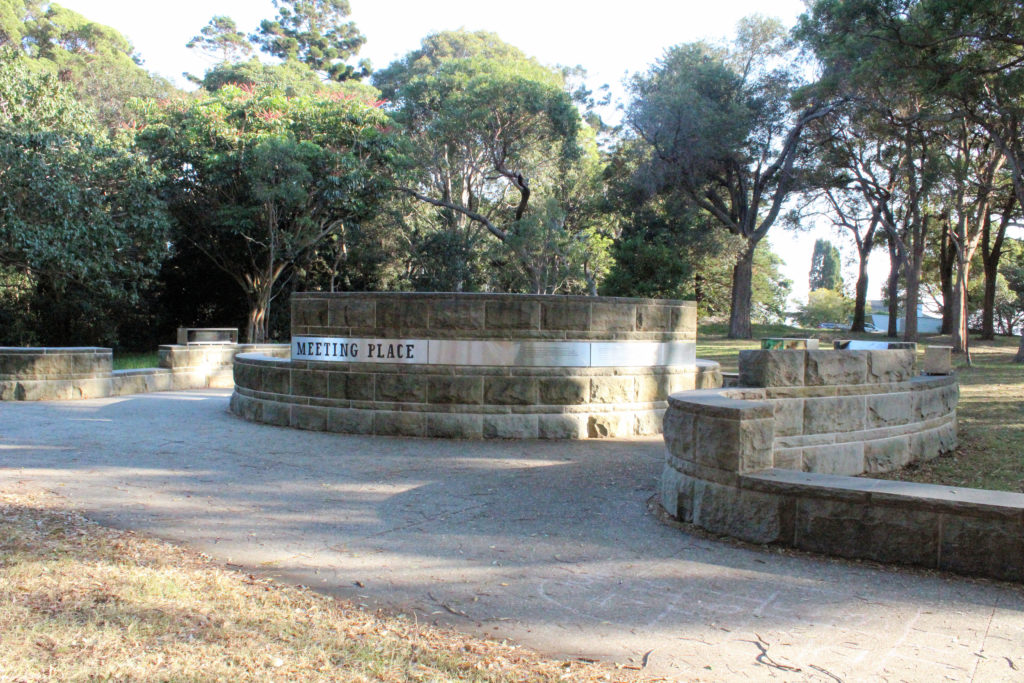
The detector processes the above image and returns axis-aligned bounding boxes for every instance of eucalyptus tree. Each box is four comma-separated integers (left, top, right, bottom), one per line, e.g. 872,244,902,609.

375,30,612,295
136,86,398,343
626,17,835,338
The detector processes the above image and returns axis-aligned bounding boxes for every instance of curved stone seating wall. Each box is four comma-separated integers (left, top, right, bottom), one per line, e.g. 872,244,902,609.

0,344,289,400
231,292,722,439
656,349,1024,583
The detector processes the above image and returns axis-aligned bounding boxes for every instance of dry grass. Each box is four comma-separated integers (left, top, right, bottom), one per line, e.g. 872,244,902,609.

0,489,637,683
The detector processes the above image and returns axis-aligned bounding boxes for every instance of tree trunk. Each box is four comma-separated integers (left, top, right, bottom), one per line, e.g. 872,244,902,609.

727,240,756,339
886,238,900,338
981,255,999,339
850,247,871,332
903,262,920,342
1016,333,1024,363
939,227,955,334
951,261,970,353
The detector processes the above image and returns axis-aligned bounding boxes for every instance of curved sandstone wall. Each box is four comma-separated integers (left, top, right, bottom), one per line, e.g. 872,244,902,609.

231,292,721,438
656,348,1024,583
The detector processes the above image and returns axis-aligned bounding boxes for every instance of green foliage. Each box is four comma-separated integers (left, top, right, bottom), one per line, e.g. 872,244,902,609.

0,54,170,346
186,15,253,63
135,85,397,342
376,30,610,294
797,287,855,327
252,0,367,81
809,238,843,291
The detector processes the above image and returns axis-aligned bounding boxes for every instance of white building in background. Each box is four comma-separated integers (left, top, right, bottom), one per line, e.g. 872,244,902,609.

869,300,944,334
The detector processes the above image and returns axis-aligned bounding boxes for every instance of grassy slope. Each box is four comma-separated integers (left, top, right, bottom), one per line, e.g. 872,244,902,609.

697,324,1024,492
0,489,629,682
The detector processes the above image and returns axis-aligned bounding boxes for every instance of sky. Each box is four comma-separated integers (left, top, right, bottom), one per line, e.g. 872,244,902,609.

55,0,883,308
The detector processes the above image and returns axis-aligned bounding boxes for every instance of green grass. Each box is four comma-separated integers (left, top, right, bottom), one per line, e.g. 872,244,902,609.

112,352,160,371
696,324,1024,492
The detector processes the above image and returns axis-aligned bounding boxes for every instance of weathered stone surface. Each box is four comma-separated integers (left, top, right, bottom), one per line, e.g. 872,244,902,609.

590,303,636,332
262,367,290,395
327,408,374,435
794,499,938,566
375,299,429,330
937,419,957,453
431,300,484,331
635,375,669,403
291,370,326,398
909,427,942,463
691,478,786,544
772,398,804,437
345,374,375,402
866,392,913,428
539,378,588,405
913,387,947,420
670,305,697,336
867,349,915,383
373,411,425,436
589,376,634,404
428,376,483,405
484,377,537,405
375,375,426,403
261,401,291,426
483,414,538,439
772,447,802,471
541,301,590,330
327,299,375,328
485,300,540,330
939,516,1024,582
635,305,671,332
291,405,327,431
693,415,772,473
426,413,483,439
663,408,696,464
923,345,953,375
587,413,633,438
801,442,864,475
293,299,328,327
659,464,692,521
803,395,866,434
863,436,911,473
739,350,805,388
634,410,664,435
538,414,584,439
805,350,868,386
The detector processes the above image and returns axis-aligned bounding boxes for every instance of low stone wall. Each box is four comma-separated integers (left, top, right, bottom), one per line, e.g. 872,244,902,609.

0,347,112,400
232,292,722,439
657,348,1022,582
1,344,289,400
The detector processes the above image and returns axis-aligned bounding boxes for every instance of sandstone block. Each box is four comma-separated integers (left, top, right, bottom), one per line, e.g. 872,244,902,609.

691,478,787,544
863,435,911,472
635,305,671,332
291,405,327,431
663,408,696,463
541,301,590,331
801,442,864,475
772,398,804,437
923,345,953,375
345,374,375,401
913,387,946,420
739,350,805,388
327,408,374,434
262,367,290,395
659,464,693,521
431,299,485,330
427,413,483,439
375,299,429,331
375,374,426,403
794,499,938,566
805,350,868,386
634,410,664,435
261,401,291,426
670,305,697,336
484,377,538,405
538,414,584,439
587,413,633,438
772,447,802,471
291,370,327,398
635,375,669,403
867,349,915,383
803,395,866,434
293,299,328,327
428,376,483,405
485,299,540,330
589,376,634,404
939,516,1024,582
327,299,375,328
483,414,538,439
373,411,425,436
538,378,588,405
591,302,635,332
866,392,913,428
